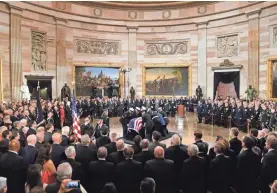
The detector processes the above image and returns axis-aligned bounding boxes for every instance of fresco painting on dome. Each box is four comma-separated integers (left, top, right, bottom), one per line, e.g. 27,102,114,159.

75,66,119,96
145,67,188,96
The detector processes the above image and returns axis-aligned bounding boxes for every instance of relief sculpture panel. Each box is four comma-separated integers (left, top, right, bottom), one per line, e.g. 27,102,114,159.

217,34,238,58
31,31,47,71
146,40,188,56
75,39,120,55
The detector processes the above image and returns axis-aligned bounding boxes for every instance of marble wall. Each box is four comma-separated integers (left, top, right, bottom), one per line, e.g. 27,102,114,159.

1,1,277,100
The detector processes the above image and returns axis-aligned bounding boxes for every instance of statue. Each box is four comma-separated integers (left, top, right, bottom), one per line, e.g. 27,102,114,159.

61,83,71,101
245,85,257,102
130,86,135,102
20,82,31,101
195,85,203,100
111,83,118,97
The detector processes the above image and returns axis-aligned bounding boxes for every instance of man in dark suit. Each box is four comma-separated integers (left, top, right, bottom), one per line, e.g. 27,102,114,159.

229,127,242,156
35,132,44,150
26,121,37,137
141,107,154,141
193,130,209,155
50,133,66,168
134,139,154,166
62,146,84,183
76,134,97,191
261,135,277,193
88,147,114,193
236,136,261,193
60,126,70,147
209,141,233,193
104,132,117,155
96,126,111,148
140,177,156,193
165,134,189,172
148,131,166,153
22,134,38,165
0,130,10,153
116,146,143,193
0,140,28,193
144,146,175,193
44,123,54,144
107,139,125,164
181,144,207,193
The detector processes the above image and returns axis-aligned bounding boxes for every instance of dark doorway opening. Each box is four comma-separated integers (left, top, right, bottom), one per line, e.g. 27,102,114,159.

213,71,240,99
25,76,53,100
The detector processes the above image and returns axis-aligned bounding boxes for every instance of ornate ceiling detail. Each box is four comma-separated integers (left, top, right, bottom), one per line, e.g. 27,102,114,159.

146,40,189,56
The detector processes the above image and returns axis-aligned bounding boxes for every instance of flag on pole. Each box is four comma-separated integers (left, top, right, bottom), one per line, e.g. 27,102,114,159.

36,82,44,124
71,94,81,138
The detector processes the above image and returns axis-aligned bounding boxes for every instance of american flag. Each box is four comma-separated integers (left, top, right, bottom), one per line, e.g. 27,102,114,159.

128,117,143,133
71,95,81,138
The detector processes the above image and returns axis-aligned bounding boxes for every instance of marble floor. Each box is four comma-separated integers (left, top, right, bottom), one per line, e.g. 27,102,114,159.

107,112,245,147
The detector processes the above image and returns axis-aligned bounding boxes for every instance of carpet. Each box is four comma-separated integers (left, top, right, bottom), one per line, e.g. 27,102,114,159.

117,131,177,145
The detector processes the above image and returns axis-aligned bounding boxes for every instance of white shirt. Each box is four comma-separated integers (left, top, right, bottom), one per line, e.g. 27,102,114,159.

8,150,18,155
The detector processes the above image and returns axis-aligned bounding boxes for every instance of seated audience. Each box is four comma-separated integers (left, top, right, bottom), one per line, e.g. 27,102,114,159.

25,164,43,193
115,146,143,193
229,127,242,156
134,139,154,165
88,147,114,193
104,132,117,155
140,178,155,193
107,139,125,164
181,144,207,193
51,133,66,168
36,144,56,184
144,146,174,193
132,135,142,155
148,131,166,153
22,134,38,165
0,140,28,193
0,177,7,193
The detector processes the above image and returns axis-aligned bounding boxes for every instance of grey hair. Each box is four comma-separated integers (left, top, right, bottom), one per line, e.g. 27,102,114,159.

81,134,90,145
61,126,70,136
0,177,7,192
188,144,199,156
57,162,72,181
65,146,76,158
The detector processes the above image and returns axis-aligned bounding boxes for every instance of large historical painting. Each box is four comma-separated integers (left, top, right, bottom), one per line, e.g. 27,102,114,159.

75,66,120,97
144,67,189,96
267,57,277,99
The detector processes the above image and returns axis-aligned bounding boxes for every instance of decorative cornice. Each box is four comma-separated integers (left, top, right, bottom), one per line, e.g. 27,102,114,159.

196,21,209,29
24,75,54,80
245,9,261,19
9,5,23,16
126,25,139,31
55,17,67,26
211,65,243,71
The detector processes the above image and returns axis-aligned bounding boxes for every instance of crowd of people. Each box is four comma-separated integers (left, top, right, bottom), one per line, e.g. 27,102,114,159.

0,96,277,193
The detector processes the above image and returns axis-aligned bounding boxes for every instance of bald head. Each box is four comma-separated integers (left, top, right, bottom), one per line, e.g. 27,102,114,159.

116,139,125,151
97,147,108,159
9,139,20,152
154,146,164,158
27,134,37,145
52,133,62,144
171,134,181,146
140,139,149,150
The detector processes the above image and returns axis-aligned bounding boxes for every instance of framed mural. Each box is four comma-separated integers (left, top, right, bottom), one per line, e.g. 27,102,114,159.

72,63,123,97
142,64,192,96
267,57,277,100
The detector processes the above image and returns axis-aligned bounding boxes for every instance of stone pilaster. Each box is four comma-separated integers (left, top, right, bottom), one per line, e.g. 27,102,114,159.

55,18,67,99
127,25,138,97
197,22,208,97
247,9,260,90
10,6,23,101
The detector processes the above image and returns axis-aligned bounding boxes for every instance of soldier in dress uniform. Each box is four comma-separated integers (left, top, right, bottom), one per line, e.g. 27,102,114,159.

234,101,244,131
260,104,270,129
230,102,236,127
163,99,170,117
223,102,231,128
216,101,224,126
97,99,104,117
119,108,134,138
197,100,204,123
101,109,110,129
